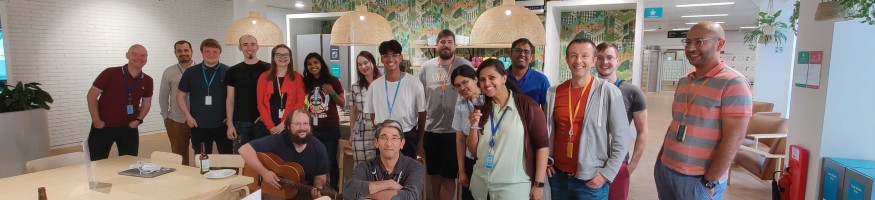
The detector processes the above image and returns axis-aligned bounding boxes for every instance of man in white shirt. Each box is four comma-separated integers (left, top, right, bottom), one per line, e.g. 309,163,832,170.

159,40,195,165
365,40,426,159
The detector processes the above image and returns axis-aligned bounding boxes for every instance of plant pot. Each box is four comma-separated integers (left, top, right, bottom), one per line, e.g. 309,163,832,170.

758,36,771,44
763,26,776,35
815,1,839,21
0,109,51,178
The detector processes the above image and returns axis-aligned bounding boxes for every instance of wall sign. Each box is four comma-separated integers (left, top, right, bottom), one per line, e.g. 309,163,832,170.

329,46,340,61
644,7,663,18
794,51,822,89
667,31,688,38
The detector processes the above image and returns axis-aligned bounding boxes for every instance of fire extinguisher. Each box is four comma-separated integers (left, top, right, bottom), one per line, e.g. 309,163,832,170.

773,169,792,200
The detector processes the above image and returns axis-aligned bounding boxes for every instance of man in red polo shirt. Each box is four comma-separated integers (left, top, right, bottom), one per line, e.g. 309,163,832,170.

86,44,154,161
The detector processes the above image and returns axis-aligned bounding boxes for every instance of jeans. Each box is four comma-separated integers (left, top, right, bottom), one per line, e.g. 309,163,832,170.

314,127,340,189
549,170,610,200
232,121,267,153
191,126,233,154
654,160,727,200
87,126,139,161
401,127,419,158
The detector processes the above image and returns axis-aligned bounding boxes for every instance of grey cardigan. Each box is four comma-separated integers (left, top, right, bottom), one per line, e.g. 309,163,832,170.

342,155,424,200
545,77,631,182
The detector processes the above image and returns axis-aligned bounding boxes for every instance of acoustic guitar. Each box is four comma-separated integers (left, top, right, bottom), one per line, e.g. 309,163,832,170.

242,152,342,200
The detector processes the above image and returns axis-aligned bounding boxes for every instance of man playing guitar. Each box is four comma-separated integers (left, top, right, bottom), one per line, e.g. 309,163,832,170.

240,108,330,199
343,120,425,200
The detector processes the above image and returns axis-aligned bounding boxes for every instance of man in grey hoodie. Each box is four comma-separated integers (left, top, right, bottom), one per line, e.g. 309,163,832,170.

544,38,631,199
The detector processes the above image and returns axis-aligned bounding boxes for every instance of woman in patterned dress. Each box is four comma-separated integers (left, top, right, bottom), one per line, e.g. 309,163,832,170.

349,51,382,165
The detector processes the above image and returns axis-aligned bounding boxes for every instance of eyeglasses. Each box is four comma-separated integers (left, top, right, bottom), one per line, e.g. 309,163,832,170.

381,53,401,59
274,53,291,58
511,48,532,55
377,136,402,142
681,38,719,46
290,122,310,127
595,56,616,62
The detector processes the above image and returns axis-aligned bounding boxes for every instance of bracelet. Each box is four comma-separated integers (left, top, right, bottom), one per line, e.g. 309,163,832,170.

329,92,338,98
134,118,144,124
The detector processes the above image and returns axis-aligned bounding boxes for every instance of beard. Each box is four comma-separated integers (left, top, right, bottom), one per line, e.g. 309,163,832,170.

439,49,453,60
289,130,312,145
246,54,255,60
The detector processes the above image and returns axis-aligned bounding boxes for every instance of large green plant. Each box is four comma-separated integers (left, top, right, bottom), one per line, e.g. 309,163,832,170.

744,10,790,53
839,0,875,25
791,0,800,35
0,81,54,113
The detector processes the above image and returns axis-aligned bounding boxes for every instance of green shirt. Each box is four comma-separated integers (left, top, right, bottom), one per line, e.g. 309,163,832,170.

472,96,530,184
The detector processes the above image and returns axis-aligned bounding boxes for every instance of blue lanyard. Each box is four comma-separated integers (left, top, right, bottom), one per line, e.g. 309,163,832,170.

614,78,622,87
466,99,473,112
385,75,402,114
121,65,142,104
201,63,219,95
488,105,510,148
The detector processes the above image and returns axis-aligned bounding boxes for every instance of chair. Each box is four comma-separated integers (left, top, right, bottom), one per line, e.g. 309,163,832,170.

191,185,232,200
752,101,775,113
734,114,789,181
338,139,354,193
25,152,87,173
196,154,249,198
150,151,183,165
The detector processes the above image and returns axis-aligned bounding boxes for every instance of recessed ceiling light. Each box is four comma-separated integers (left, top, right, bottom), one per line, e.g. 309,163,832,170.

644,29,658,32
294,2,304,8
676,2,735,8
672,28,691,31
681,14,729,18
685,22,724,25
740,26,757,29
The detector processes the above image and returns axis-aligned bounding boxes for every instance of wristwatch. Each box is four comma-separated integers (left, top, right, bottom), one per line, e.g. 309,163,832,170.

700,177,718,189
134,118,144,124
535,181,545,188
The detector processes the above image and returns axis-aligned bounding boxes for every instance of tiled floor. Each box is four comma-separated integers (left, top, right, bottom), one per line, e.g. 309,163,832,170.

53,93,773,199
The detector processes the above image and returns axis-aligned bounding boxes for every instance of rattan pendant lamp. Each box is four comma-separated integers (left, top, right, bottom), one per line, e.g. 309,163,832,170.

330,6,393,46
225,11,284,46
470,0,546,46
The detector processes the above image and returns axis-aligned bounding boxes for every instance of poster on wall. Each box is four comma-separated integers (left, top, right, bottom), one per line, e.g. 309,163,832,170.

795,51,822,89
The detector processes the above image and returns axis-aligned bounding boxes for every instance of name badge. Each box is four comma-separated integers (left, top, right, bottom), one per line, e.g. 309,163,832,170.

205,96,212,105
126,104,134,115
278,109,285,119
676,124,687,142
484,153,495,170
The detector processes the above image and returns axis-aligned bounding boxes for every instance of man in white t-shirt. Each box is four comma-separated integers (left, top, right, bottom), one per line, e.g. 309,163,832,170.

365,40,426,159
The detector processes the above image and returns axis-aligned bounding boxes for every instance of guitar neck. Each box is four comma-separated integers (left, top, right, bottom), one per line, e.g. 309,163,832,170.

278,178,340,197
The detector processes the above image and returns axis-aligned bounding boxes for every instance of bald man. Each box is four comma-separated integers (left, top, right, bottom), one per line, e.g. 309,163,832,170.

87,44,154,161
225,34,271,153
653,21,752,199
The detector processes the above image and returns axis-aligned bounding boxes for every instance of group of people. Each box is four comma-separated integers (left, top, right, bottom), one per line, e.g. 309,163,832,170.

85,20,751,200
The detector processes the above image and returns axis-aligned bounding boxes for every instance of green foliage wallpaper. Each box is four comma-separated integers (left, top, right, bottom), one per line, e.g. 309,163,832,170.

559,10,636,82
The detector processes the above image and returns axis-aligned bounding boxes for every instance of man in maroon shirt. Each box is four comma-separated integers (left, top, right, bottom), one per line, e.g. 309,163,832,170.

86,44,154,161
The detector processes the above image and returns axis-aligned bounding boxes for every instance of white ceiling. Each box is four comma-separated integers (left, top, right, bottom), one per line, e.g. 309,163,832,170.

643,0,763,31
265,0,766,31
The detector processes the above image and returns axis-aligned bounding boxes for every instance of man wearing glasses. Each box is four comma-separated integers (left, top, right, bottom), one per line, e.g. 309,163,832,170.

418,29,472,200
508,38,550,106
654,21,752,200
595,42,649,200
239,109,331,200
365,40,427,159
343,119,425,200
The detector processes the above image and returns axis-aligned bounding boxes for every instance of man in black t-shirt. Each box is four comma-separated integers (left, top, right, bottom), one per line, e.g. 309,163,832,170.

239,109,330,200
595,42,649,200
225,34,271,152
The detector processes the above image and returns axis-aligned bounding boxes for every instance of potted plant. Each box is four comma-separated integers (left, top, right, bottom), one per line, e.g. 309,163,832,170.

0,81,54,178
744,10,790,53
839,0,875,25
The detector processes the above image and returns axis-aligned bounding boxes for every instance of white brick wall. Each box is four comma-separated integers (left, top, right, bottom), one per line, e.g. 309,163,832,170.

4,0,236,147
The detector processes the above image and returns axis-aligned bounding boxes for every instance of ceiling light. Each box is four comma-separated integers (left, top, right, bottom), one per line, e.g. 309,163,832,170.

294,2,304,8
740,26,757,29
330,6,393,46
685,22,724,25
470,0,546,46
225,11,284,46
676,2,735,8
672,28,690,31
681,14,729,18
644,29,658,32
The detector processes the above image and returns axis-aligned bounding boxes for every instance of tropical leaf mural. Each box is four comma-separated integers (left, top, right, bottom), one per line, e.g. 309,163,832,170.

559,10,636,82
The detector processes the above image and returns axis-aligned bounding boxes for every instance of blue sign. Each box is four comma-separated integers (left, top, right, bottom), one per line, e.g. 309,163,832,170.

645,7,663,18
330,63,342,78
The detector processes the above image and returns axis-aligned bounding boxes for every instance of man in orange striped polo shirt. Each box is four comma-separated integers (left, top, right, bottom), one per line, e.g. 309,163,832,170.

654,21,752,200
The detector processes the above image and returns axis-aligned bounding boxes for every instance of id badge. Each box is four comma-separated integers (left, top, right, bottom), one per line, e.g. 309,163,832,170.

205,96,212,105
484,153,495,170
126,104,134,115
676,124,687,142
278,109,285,119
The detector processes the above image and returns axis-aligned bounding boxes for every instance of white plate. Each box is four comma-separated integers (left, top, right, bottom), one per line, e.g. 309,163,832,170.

204,169,236,179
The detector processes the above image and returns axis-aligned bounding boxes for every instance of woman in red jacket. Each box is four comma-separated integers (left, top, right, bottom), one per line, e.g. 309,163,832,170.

256,44,305,135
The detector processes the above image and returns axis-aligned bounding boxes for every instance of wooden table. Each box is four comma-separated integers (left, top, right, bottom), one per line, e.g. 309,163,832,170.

0,156,252,200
